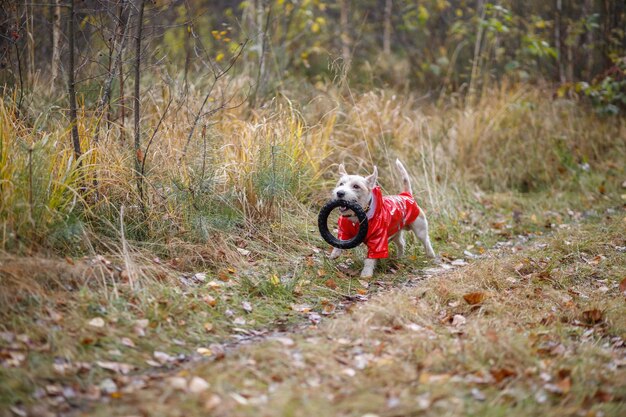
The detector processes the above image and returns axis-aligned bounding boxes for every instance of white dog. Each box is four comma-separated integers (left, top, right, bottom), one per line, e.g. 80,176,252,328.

329,159,436,278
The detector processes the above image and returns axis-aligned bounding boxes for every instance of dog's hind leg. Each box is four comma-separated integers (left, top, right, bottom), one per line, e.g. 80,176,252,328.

391,232,405,258
410,212,436,259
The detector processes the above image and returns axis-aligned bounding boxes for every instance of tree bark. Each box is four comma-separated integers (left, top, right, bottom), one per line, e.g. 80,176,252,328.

583,0,594,79
25,0,35,84
339,0,351,67
383,0,392,55
555,0,565,83
133,0,145,206
51,0,62,85
67,0,81,161
118,0,126,143
250,0,270,108
95,0,131,141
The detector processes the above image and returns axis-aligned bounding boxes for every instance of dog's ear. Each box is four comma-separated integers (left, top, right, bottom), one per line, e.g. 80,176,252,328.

338,164,347,176
366,166,378,189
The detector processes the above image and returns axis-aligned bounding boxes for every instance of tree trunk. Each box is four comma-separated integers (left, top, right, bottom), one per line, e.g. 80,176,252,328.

133,0,145,206
67,0,81,161
25,0,35,84
250,0,270,108
95,0,131,142
583,0,594,79
51,0,62,85
339,0,351,67
118,1,126,143
555,0,565,83
383,0,392,55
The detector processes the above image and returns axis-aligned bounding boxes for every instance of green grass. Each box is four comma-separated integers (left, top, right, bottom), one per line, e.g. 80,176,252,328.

1,182,623,416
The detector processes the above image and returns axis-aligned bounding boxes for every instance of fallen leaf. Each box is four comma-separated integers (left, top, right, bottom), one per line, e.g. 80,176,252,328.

322,304,336,315
236,248,251,256
96,361,133,375
619,277,626,295
325,279,337,289
357,288,368,295
120,337,135,348
308,312,321,324
99,378,118,394
203,322,214,332
490,367,517,383
120,269,130,282
291,304,312,313
269,275,280,286
134,319,149,336
197,347,213,356
272,337,295,346
471,388,486,401
463,292,486,305
203,295,217,307
2,351,26,367
9,406,27,417
88,317,105,328
188,376,210,393
153,351,176,364
485,329,498,343
452,314,466,326
242,301,253,313
582,309,603,324
587,255,606,265
419,373,451,384
204,394,222,411
168,377,187,391
592,390,613,403
556,377,572,394
194,272,207,282
230,392,249,405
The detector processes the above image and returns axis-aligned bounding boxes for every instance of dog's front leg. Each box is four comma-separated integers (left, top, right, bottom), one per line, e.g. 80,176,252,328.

329,248,343,259
360,258,377,278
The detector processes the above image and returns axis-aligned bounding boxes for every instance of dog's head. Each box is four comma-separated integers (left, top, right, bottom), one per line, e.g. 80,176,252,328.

331,164,378,215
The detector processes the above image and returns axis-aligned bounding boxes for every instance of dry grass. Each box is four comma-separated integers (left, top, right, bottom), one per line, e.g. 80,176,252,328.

1,79,625,416
2,81,624,256
93,215,626,417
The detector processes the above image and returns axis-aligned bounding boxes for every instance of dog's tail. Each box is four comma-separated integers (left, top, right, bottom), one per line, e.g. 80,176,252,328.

395,159,412,195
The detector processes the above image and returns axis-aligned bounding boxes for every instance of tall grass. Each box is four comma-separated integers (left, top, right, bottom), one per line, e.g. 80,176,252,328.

1,79,624,262
0,100,88,251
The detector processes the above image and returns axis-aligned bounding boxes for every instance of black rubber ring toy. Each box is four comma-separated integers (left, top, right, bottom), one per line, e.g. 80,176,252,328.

318,200,369,249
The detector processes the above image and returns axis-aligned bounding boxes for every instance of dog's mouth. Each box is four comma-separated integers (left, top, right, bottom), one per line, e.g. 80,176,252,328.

337,202,357,216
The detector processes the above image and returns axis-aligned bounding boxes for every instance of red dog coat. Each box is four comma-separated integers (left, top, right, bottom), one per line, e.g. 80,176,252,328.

337,186,421,259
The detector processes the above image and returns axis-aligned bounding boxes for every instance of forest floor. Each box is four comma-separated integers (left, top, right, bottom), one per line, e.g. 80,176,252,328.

1,189,625,417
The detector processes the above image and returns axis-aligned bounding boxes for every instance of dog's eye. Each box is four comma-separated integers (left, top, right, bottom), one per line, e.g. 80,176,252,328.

339,182,344,186
352,184,360,189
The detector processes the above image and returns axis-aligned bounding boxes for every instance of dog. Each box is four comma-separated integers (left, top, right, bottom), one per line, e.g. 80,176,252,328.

329,159,436,278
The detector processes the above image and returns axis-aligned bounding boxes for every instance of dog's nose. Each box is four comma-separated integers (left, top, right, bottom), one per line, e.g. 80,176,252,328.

336,190,345,199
